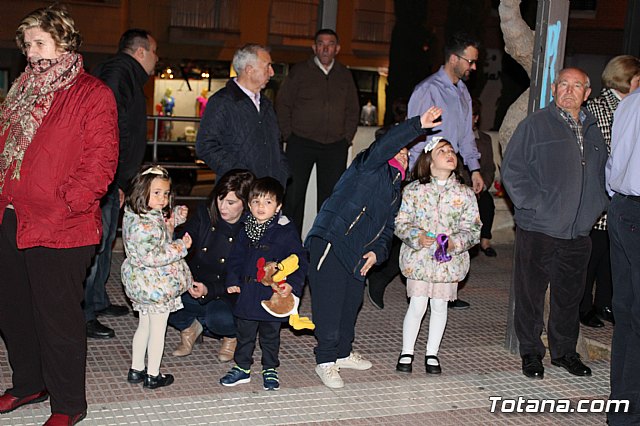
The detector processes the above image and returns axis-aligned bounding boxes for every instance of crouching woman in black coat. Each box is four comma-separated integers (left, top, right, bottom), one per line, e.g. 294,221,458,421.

168,170,254,361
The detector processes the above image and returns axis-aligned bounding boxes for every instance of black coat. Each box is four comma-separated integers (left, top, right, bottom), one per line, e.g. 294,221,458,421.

305,117,427,280
92,52,149,190
225,214,308,322
196,80,289,187
178,203,243,304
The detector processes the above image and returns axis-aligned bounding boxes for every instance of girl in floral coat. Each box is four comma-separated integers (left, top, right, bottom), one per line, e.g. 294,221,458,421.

121,165,193,389
394,138,481,375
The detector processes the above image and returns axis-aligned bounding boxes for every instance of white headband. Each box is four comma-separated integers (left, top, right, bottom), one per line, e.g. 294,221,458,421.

141,166,165,176
424,136,444,153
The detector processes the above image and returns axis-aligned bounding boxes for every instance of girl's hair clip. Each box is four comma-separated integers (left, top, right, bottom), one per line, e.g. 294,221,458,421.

424,136,444,153
141,166,167,176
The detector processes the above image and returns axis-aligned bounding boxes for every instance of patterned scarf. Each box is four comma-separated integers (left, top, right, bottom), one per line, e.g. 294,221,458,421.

0,52,82,192
245,214,275,244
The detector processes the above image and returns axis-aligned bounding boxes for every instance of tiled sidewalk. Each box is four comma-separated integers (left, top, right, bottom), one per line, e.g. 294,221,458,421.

1,244,615,425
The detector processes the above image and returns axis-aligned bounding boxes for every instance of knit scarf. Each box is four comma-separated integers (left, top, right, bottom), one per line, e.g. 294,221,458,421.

245,214,275,244
0,52,82,192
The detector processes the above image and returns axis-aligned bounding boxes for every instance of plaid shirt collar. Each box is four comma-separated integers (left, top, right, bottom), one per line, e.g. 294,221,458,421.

555,103,586,154
602,87,621,106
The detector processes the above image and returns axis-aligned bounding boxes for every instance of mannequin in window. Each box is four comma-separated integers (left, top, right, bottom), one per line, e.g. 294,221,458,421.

196,89,208,118
160,88,175,139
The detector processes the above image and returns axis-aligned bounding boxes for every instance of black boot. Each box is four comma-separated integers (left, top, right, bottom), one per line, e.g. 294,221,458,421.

366,278,386,310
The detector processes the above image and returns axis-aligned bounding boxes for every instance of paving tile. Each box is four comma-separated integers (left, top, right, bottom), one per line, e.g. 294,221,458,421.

0,244,615,425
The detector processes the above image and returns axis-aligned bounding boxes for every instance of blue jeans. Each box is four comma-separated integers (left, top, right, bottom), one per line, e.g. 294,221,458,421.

608,194,640,425
83,184,120,321
168,292,236,337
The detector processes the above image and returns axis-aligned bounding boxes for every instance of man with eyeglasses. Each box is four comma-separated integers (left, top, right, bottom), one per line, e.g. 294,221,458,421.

501,68,608,380
405,31,481,310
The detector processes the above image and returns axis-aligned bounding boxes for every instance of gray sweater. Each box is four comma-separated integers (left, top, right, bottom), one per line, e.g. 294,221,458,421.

501,104,609,239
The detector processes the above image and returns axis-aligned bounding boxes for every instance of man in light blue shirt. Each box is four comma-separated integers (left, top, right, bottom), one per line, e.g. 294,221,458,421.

606,82,640,426
407,32,482,311
408,32,483,194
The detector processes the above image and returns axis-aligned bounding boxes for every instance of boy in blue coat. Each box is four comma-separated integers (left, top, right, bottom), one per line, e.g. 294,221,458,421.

220,177,308,391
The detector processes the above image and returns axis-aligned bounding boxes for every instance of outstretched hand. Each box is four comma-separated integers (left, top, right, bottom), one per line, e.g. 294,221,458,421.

420,106,443,129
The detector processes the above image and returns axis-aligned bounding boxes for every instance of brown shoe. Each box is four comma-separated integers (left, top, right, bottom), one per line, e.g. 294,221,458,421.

218,337,237,362
172,320,203,357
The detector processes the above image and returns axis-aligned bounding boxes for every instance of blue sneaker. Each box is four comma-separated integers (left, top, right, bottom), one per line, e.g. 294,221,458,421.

220,366,251,386
262,368,280,391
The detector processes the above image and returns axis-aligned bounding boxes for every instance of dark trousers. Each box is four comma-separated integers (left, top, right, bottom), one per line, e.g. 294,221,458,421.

608,194,640,425
580,228,613,315
513,227,591,359
283,135,349,234
308,237,364,364
233,318,281,370
83,184,120,320
168,293,236,337
478,190,495,240
367,235,403,300
0,209,94,414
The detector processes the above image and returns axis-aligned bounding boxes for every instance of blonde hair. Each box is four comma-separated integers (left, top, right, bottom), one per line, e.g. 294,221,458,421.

15,5,82,54
601,55,640,94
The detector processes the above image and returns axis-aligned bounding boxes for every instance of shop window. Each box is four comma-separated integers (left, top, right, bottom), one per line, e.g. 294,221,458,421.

170,0,239,31
354,0,394,43
269,0,319,38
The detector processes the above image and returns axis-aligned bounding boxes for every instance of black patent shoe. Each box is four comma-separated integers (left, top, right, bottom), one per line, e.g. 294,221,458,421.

480,246,497,257
425,355,442,375
127,368,146,384
86,319,115,339
395,354,414,373
448,299,470,310
522,354,544,379
598,306,615,324
551,353,591,376
97,304,129,317
143,373,174,389
580,309,604,328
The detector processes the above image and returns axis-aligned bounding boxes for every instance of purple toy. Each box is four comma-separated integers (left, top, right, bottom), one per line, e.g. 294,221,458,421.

433,233,452,263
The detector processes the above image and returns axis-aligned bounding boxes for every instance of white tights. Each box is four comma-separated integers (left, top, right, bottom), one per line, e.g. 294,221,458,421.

131,311,170,376
400,297,448,364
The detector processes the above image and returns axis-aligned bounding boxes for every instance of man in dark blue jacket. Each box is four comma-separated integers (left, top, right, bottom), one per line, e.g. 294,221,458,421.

307,107,443,389
196,44,289,188
85,29,158,339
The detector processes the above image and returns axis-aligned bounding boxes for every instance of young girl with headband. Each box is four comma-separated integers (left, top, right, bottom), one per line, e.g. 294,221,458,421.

394,137,481,375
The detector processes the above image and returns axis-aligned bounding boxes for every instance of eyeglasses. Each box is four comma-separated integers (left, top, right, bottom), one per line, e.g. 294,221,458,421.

455,54,477,66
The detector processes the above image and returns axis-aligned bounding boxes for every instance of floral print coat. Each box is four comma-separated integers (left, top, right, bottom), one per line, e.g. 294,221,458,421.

395,175,481,283
121,206,193,314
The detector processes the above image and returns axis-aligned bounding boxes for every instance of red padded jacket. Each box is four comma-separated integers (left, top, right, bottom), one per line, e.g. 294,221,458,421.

0,70,119,249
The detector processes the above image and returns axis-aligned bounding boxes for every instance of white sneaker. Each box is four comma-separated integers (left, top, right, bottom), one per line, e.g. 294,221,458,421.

315,364,344,389
335,351,372,370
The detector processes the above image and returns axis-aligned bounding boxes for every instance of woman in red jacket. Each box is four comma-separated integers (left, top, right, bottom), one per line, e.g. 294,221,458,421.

0,6,118,425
